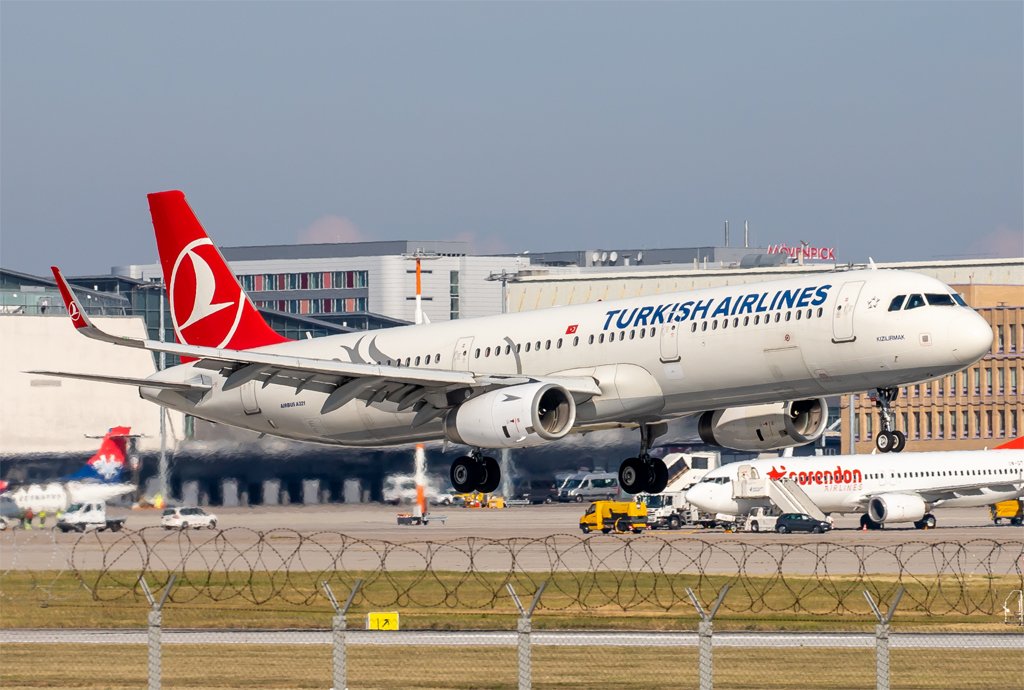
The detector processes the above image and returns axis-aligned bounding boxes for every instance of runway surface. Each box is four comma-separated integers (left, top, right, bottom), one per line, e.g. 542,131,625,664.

2,503,1021,574
3,628,1021,649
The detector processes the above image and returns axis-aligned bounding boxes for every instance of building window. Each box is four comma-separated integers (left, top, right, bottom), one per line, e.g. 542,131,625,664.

997,325,1005,352
449,271,460,320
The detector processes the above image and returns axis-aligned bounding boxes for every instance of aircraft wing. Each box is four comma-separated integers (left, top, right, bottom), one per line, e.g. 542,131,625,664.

48,266,601,419
26,371,212,391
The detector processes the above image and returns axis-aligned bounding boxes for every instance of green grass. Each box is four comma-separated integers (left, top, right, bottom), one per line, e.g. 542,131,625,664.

1,644,1019,690
2,570,1020,632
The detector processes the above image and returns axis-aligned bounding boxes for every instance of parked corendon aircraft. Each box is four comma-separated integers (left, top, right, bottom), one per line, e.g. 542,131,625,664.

684,437,1024,529
4,426,135,514
35,191,993,496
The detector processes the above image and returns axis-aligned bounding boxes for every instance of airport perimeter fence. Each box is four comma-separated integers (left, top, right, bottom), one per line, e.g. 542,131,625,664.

1,528,1023,689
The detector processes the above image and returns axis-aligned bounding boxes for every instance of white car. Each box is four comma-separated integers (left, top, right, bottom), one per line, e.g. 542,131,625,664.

161,506,217,530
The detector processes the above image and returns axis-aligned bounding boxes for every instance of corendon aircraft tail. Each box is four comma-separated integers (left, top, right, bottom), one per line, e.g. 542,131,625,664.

34,191,994,497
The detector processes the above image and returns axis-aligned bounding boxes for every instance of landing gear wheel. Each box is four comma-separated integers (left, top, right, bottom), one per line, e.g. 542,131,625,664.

648,458,669,494
477,456,501,494
875,431,894,453
618,458,647,494
914,513,936,530
450,456,478,493
890,430,907,453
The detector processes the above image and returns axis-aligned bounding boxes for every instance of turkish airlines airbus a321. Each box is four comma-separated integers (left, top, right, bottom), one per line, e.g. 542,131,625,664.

684,437,1024,529
35,191,993,496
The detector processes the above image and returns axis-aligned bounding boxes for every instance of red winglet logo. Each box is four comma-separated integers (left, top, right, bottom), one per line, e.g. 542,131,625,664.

766,466,787,481
50,266,88,330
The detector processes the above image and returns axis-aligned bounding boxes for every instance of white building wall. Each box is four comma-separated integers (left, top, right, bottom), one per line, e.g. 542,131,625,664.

1,315,185,455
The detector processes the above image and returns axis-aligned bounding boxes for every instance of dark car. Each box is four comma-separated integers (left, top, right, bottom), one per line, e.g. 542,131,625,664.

514,480,558,504
775,512,831,534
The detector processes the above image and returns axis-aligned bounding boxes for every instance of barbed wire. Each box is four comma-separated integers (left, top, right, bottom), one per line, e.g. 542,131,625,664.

4,528,1022,616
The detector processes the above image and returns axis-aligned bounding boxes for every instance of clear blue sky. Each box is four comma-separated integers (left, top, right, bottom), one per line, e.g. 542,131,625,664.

2,1,1021,275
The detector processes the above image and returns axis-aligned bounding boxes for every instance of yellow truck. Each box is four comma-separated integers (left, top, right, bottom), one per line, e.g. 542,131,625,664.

989,499,1023,526
580,501,647,534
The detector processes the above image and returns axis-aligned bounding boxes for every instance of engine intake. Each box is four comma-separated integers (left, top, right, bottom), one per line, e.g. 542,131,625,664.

445,382,576,449
697,398,828,451
868,493,927,524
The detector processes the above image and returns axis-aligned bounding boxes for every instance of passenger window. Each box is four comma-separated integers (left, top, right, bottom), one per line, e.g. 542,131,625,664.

525,342,531,352
722,319,728,329
545,340,551,350
556,338,563,349
691,323,697,332
415,356,421,366
474,349,480,358
888,295,905,311
598,334,605,344
905,294,926,310
573,336,579,346
712,321,718,330
702,322,708,332
588,335,595,345
485,347,491,357
732,317,739,328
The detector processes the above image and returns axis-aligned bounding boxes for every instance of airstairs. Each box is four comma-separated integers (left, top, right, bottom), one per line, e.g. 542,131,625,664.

732,465,827,521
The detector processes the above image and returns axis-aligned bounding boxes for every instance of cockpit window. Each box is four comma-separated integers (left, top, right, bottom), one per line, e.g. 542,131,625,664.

888,295,905,312
952,293,967,307
904,294,926,310
925,293,955,306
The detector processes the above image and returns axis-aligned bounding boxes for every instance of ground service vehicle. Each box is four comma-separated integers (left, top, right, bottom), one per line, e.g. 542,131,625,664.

513,479,558,504
741,506,780,532
57,502,126,533
990,499,1023,526
0,496,22,530
774,512,831,534
161,506,218,529
580,500,647,534
640,491,702,529
558,471,620,502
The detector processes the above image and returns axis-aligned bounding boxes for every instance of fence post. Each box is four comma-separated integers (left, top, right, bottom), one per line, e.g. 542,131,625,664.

686,585,729,690
139,574,176,690
323,579,362,690
507,580,548,690
864,587,904,690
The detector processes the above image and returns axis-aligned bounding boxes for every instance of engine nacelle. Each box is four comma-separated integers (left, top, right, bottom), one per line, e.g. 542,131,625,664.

444,382,576,449
697,398,828,451
868,493,927,524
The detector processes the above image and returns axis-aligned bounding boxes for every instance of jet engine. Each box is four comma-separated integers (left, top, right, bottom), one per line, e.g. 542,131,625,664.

867,493,927,524
444,382,576,449
697,398,828,451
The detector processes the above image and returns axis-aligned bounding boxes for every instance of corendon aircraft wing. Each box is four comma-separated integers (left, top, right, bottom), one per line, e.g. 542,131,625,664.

35,267,601,422
851,480,1024,508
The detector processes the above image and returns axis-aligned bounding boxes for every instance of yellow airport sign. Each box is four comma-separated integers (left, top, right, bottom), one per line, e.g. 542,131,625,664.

366,611,400,630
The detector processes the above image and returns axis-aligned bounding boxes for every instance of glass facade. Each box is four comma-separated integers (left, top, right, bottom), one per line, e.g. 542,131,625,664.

239,271,368,293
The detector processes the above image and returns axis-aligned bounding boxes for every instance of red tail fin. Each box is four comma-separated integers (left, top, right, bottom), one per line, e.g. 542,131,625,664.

91,426,131,465
148,190,289,351
994,436,1024,450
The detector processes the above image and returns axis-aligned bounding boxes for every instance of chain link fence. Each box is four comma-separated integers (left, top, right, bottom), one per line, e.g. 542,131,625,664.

2,529,1022,688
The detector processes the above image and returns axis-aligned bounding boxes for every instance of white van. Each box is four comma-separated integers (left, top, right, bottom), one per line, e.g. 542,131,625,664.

557,471,620,503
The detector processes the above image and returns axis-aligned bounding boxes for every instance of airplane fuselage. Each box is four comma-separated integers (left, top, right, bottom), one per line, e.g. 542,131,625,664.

144,268,992,448
685,448,1024,516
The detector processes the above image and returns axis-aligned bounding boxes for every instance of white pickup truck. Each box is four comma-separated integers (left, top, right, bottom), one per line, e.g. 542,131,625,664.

57,502,126,533
738,506,780,533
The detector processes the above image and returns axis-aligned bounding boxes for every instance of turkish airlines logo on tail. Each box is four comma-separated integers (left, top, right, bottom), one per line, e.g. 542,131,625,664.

170,238,245,348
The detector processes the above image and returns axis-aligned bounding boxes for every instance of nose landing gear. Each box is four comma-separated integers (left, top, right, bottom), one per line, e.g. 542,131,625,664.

450,453,501,494
872,387,907,453
618,423,670,495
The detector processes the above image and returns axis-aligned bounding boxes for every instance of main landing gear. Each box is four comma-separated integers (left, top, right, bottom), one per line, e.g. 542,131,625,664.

872,387,907,453
450,452,501,494
618,423,670,495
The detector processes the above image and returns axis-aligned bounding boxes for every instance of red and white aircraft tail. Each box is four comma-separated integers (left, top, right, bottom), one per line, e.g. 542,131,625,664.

147,190,288,351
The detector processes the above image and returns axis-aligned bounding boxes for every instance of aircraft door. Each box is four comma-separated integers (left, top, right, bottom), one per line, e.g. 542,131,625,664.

453,336,474,370
832,280,864,343
659,323,680,363
240,381,261,416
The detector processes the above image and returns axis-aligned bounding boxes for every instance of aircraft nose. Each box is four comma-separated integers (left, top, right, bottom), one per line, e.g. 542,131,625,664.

685,485,711,511
951,312,993,364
